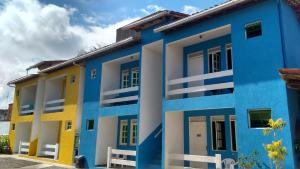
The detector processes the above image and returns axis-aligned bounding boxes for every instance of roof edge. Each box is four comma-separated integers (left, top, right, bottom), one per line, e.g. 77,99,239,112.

154,0,249,33
39,36,140,73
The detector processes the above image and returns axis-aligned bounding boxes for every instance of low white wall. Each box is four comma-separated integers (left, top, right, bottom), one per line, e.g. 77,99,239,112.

165,112,184,169
139,40,163,143
14,122,32,153
0,121,10,135
95,117,117,165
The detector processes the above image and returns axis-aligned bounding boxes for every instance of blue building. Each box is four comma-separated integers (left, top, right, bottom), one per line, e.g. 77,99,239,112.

73,0,300,168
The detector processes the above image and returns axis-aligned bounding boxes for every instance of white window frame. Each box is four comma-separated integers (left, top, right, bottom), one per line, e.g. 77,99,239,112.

226,44,233,70
208,47,221,73
230,115,237,152
248,109,272,129
121,70,129,88
131,68,139,87
211,115,226,151
130,119,138,146
119,120,128,145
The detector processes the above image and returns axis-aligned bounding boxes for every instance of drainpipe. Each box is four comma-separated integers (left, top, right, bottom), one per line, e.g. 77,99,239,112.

277,0,287,68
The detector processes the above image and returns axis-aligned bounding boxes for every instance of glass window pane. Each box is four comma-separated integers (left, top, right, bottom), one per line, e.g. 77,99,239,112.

245,22,262,39
249,109,271,128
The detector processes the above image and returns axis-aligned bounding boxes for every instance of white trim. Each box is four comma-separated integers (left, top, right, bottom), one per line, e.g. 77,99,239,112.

168,70,233,85
123,11,169,29
119,120,128,146
168,82,234,96
248,109,272,129
107,147,136,168
102,96,138,104
226,43,233,70
130,119,138,146
121,69,129,88
230,115,237,152
169,153,222,169
208,46,221,73
131,68,139,87
46,99,65,105
103,86,139,96
211,115,226,151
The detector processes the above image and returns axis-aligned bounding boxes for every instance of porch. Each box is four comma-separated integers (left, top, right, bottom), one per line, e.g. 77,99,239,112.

14,122,32,154
95,116,138,168
44,76,66,113
100,53,140,107
164,109,237,169
165,25,234,100
37,121,60,160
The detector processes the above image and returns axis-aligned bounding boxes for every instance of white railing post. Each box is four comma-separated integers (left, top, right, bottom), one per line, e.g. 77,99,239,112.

54,143,59,160
215,154,222,169
107,147,112,168
18,141,22,154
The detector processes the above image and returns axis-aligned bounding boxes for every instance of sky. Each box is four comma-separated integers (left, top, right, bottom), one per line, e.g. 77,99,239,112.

0,0,225,109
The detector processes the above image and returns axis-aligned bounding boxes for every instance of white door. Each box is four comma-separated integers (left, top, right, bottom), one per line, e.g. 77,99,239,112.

189,117,208,169
188,52,204,97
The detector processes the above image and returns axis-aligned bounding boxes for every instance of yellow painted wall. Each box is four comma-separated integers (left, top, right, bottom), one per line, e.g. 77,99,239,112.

9,65,82,166
9,78,37,153
39,65,81,165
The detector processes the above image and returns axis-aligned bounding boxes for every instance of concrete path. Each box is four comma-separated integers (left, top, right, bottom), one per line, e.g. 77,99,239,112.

0,154,74,169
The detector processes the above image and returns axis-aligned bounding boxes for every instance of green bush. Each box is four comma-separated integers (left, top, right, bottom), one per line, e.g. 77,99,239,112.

0,135,11,154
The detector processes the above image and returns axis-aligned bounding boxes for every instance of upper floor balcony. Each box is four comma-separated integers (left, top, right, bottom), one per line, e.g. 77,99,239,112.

44,76,66,113
100,53,140,107
165,25,234,100
19,84,37,115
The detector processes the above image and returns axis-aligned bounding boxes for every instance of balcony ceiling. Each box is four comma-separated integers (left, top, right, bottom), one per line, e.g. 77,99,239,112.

168,24,231,48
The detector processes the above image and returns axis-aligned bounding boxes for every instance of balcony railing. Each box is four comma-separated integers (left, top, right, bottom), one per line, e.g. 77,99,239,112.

107,147,136,168
102,86,139,105
18,141,29,154
44,99,65,113
20,104,34,115
167,70,234,97
168,153,222,169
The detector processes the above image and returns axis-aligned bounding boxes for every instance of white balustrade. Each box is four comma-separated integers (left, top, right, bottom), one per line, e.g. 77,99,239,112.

18,141,30,154
102,86,139,105
107,147,136,168
169,153,222,169
167,70,234,96
40,143,59,160
44,99,65,112
20,104,34,115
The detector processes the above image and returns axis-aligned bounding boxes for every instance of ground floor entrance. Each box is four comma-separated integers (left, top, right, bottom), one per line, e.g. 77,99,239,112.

164,108,237,169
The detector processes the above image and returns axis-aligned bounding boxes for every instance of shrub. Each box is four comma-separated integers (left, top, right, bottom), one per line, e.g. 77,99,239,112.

0,135,11,154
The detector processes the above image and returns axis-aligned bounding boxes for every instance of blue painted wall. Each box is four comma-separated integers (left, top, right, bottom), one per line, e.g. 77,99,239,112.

161,0,298,168
279,0,300,68
79,17,169,168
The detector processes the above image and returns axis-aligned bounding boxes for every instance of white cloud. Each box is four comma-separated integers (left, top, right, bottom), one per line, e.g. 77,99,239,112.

0,0,138,108
140,4,165,15
182,5,200,15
